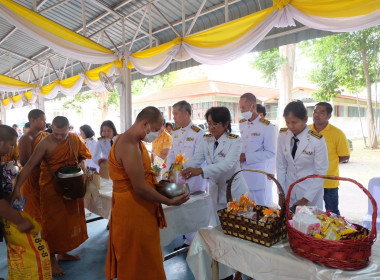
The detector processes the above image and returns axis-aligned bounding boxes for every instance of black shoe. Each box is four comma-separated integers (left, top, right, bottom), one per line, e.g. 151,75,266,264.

173,243,189,251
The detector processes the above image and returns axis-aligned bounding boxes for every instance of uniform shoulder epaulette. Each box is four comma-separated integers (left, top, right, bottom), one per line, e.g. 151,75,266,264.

191,125,200,132
239,118,247,123
259,118,270,125
227,133,238,139
204,133,212,138
173,126,181,131
279,128,288,133
308,130,323,139
98,137,104,140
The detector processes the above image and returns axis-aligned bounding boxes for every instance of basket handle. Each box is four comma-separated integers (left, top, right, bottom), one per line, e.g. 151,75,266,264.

226,169,286,212
285,174,377,240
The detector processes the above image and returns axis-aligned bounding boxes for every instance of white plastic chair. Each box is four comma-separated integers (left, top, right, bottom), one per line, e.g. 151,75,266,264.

362,177,380,230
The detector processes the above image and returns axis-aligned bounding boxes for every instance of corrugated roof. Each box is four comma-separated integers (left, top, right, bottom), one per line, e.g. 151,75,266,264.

0,0,332,88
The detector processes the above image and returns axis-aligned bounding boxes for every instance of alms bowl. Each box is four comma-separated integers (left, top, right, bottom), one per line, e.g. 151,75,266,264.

157,180,190,198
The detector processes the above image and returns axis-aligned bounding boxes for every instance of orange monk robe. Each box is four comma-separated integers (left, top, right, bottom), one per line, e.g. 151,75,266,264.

1,141,19,163
39,133,91,254
21,132,49,224
106,137,167,280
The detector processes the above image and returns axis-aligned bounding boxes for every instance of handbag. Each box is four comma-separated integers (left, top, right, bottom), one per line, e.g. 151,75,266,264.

45,135,88,200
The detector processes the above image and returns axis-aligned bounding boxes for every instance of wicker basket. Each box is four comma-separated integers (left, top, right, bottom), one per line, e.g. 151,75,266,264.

286,174,377,270
217,169,287,247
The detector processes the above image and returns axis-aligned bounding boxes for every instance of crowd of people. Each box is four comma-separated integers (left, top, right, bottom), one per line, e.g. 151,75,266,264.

0,92,350,280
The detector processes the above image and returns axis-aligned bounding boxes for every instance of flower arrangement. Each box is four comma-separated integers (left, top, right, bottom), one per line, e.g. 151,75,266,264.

173,154,187,171
152,156,166,174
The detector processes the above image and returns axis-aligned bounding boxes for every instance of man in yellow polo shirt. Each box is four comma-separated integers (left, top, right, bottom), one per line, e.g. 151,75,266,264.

309,102,350,215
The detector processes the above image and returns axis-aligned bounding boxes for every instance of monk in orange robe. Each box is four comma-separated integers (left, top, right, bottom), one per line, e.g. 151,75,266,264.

18,109,49,224
12,116,91,277
105,106,189,280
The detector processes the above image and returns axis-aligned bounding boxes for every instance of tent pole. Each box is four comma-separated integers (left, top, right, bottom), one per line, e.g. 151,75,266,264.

37,95,45,112
118,60,132,133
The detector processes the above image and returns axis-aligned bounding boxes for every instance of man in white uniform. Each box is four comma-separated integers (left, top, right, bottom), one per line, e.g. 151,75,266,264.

166,100,207,250
256,104,278,206
239,93,276,205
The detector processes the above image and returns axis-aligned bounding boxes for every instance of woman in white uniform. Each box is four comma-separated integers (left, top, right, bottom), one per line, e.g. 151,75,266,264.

93,120,118,166
182,107,248,211
79,124,99,172
277,101,328,211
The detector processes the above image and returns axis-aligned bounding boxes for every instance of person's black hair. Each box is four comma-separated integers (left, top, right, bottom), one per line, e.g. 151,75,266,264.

256,104,266,117
315,102,333,115
283,100,308,120
28,109,45,121
0,125,18,142
100,120,117,137
52,116,69,129
24,122,30,128
80,124,95,139
165,122,173,129
205,107,232,133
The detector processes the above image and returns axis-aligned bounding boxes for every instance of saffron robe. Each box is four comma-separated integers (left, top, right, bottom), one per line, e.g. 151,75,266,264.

39,133,91,254
21,131,49,224
106,137,167,280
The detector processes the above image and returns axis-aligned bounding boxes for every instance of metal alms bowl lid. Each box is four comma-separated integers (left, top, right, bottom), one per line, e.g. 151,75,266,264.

157,180,190,198
57,165,83,179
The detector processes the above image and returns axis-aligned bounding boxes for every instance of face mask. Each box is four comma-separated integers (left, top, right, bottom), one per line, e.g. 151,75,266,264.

241,104,253,120
144,124,159,143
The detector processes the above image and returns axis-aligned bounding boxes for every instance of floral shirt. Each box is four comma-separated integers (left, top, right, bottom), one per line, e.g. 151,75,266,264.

152,130,172,161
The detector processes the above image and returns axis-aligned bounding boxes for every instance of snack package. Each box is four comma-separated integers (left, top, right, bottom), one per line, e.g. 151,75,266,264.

293,213,321,235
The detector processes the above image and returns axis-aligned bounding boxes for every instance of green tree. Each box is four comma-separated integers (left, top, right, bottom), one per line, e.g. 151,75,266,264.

300,26,380,148
250,48,287,85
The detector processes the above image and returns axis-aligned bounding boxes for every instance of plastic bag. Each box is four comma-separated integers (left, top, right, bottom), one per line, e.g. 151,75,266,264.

3,211,52,280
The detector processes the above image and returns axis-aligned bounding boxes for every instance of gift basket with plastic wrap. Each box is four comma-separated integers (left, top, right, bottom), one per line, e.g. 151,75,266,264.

286,175,377,270
217,169,287,247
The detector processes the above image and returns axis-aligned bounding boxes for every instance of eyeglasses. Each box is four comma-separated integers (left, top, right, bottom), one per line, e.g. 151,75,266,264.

207,122,221,129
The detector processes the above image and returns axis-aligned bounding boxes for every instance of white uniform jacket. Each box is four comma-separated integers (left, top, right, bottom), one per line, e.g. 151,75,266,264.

239,116,276,191
184,132,248,208
166,122,207,192
92,136,117,165
276,126,328,209
84,137,99,171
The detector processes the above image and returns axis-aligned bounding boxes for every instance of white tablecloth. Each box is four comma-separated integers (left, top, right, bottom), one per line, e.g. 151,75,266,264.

85,178,217,246
186,226,380,280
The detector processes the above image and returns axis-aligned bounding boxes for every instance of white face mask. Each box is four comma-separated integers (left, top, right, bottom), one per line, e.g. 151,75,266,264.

241,104,253,120
144,124,159,143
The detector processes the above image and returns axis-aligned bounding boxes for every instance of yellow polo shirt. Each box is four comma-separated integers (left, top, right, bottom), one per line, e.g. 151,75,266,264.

309,123,350,188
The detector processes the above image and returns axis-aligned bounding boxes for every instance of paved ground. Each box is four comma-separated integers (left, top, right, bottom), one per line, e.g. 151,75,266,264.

338,139,380,224
273,138,380,224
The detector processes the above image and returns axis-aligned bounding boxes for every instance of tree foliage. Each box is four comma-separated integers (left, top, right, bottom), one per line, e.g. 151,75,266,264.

300,26,380,148
250,48,287,84
299,27,380,101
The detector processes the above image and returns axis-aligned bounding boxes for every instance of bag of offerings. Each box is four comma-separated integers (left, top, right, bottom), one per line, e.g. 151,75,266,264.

285,174,376,270
3,211,52,280
217,169,287,247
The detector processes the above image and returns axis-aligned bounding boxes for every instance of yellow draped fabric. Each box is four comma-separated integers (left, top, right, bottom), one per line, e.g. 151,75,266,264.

0,0,113,54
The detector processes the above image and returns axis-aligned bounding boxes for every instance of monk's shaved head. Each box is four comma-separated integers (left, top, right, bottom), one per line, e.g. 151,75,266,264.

28,109,45,121
136,106,162,124
52,116,69,129
0,125,18,142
